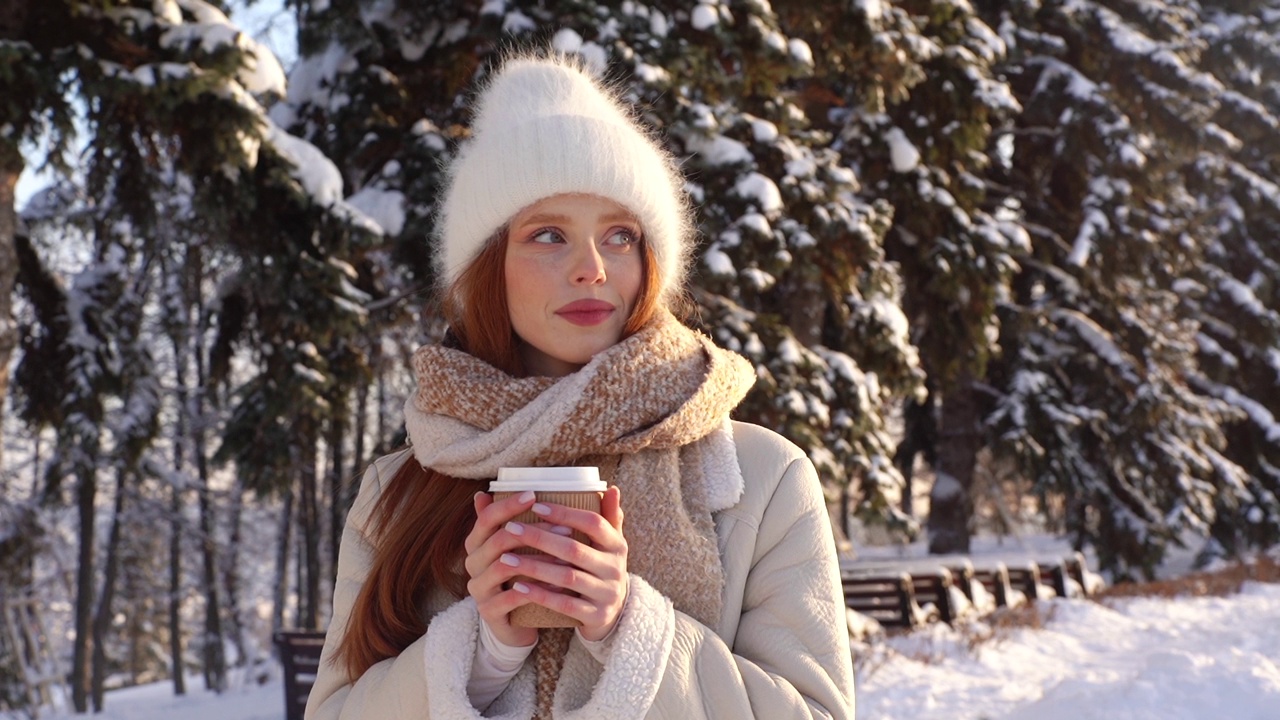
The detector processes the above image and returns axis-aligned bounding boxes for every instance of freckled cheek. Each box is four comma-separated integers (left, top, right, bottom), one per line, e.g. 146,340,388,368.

611,257,644,310
506,280,546,328
505,257,549,308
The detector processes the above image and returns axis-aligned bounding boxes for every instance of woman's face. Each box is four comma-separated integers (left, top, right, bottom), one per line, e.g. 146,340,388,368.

504,193,645,377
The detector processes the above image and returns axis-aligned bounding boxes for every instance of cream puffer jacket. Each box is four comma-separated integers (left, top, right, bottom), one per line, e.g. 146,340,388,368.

306,421,855,719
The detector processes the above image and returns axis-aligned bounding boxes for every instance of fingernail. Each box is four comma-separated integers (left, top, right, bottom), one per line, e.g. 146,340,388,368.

506,521,524,536
549,525,573,536
513,582,531,594
518,491,536,503
500,553,520,567
531,503,551,517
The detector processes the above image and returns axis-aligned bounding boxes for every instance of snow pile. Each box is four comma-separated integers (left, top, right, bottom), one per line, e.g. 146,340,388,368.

857,582,1280,720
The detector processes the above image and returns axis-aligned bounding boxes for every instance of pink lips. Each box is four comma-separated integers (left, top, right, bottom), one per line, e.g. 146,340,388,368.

555,299,616,326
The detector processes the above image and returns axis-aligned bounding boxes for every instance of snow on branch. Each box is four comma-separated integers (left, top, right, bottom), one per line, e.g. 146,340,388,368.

1227,161,1280,213
1197,378,1280,443
214,71,383,235
1052,309,1139,383
1029,57,1102,104
1219,89,1280,133
160,0,286,98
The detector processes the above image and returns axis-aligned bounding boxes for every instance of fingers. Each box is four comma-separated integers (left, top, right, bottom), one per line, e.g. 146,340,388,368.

601,485,623,532
470,580,538,647
463,491,539,575
525,499,628,555
464,488,629,642
497,505,628,639
465,491,534,553
465,493,544,647
505,575,630,636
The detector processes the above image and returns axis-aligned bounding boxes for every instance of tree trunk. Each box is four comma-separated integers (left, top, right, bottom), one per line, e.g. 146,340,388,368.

91,468,128,711
894,385,937,519
375,340,387,452
273,485,294,633
168,480,185,695
168,319,190,696
839,485,851,544
71,460,97,713
927,371,981,554
354,361,367,472
222,479,246,668
0,3,33,445
196,447,225,692
193,318,226,692
298,421,320,629
0,147,23,475
328,390,348,592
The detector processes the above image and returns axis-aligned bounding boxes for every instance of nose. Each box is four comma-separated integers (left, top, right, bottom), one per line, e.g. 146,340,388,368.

571,241,607,285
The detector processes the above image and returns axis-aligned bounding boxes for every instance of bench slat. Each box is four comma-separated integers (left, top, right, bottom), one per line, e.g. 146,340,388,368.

275,630,327,720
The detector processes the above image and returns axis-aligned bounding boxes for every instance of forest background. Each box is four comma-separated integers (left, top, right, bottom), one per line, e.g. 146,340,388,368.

1,0,1277,714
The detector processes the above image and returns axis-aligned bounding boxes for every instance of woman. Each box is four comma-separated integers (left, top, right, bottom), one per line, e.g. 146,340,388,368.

306,52,855,720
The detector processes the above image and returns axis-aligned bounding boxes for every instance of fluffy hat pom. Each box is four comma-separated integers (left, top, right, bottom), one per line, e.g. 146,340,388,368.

436,53,693,305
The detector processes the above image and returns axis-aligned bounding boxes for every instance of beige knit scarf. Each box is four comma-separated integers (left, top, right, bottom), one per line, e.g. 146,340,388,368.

404,310,755,718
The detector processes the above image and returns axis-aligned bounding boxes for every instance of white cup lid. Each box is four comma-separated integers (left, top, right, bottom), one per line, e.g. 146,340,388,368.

490,466,605,492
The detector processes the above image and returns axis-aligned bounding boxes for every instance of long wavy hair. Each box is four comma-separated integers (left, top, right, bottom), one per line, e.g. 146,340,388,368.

335,225,669,678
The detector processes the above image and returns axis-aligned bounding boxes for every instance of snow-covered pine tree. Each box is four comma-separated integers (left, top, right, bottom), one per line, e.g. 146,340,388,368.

1182,0,1280,558
270,0,457,327
267,1,466,602
983,0,1245,577
15,204,156,711
10,204,110,707
628,0,925,533
8,0,380,706
210,172,380,630
274,0,926,541
809,0,1024,553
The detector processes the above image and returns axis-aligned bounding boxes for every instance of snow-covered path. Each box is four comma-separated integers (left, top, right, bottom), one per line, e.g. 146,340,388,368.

18,580,1280,720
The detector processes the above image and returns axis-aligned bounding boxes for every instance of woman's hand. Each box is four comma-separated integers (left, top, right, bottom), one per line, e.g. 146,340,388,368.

464,491,541,648
503,486,628,642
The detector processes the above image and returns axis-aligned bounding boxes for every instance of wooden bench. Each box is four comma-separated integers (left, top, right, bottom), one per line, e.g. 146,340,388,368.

970,563,1025,609
842,561,968,625
842,551,1098,628
1041,551,1089,598
906,566,961,623
274,630,327,720
1001,552,1094,600
996,554,1079,600
945,559,1011,614
1004,560,1051,600
841,571,930,628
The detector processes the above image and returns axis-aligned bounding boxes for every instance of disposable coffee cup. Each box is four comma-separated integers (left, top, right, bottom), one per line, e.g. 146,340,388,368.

490,466,607,628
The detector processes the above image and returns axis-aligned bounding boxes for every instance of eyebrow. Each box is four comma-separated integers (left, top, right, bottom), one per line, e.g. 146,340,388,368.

515,211,638,228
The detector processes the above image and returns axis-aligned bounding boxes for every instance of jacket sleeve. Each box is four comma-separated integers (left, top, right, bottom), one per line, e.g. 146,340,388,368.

649,453,854,719
305,450,433,720
310,452,548,720
548,448,855,720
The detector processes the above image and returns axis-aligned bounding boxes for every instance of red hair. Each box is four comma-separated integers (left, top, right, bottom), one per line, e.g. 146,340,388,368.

335,227,667,678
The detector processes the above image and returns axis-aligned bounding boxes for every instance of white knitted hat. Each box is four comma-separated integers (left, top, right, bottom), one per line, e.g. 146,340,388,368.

436,54,693,304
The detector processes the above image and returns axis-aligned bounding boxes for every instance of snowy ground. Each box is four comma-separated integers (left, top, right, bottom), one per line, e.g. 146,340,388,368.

18,675,283,720
15,569,1279,720
856,580,1280,719
12,530,1278,720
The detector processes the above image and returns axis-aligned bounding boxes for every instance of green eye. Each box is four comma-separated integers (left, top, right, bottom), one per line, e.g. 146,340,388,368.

531,229,564,244
606,229,640,246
